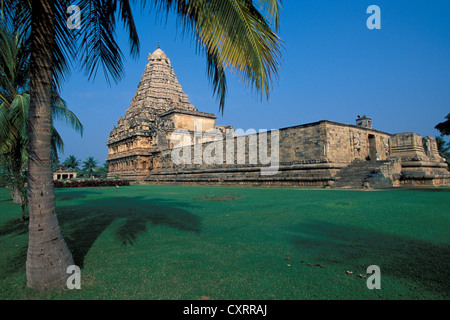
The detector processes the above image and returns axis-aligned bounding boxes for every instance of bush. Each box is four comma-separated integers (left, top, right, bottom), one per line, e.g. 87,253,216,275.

53,179,130,188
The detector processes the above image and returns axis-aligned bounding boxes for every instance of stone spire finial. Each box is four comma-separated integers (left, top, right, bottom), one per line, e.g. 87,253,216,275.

149,46,168,61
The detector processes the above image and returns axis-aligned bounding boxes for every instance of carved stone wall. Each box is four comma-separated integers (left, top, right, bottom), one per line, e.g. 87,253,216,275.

325,122,391,162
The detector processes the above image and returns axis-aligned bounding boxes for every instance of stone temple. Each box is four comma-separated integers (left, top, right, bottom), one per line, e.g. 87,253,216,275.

106,47,450,188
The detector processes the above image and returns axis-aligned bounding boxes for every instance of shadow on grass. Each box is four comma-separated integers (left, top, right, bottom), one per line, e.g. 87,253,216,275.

0,219,28,280
0,218,28,237
0,245,27,280
288,221,450,297
55,189,103,201
0,195,201,273
56,196,201,268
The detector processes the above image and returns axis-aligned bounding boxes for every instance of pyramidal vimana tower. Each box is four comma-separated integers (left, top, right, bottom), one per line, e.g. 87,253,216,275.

106,47,229,181
106,47,449,188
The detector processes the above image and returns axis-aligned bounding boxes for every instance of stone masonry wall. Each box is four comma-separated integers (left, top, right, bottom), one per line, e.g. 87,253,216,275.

325,122,391,162
153,122,334,173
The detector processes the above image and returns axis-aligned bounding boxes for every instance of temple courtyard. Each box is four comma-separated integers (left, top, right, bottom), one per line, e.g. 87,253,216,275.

0,184,448,299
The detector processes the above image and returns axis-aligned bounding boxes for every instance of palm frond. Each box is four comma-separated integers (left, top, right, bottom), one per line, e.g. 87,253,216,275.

0,19,83,165
8,92,29,140
51,125,64,156
144,0,283,111
0,1,31,88
51,93,84,137
0,102,10,147
118,0,140,58
206,50,227,114
76,0,125,85
257,0,282,31
53,1,76,89
0,22,20,102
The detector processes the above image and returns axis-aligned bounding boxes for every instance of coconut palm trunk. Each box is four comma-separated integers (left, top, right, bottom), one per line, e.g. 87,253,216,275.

26,0,73,290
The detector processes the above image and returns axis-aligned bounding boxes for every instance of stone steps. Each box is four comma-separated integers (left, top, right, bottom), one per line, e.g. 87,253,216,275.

333,160,388,189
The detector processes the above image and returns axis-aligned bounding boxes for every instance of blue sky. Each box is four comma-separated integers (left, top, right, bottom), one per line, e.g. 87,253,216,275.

56,0,450,164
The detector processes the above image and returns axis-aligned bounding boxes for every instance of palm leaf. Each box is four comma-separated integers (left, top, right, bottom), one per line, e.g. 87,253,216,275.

117,0,140,58
144,0,283,111
51,92,84,137
0,20,83,163
76,0,125,85
258,0,282,31
8,92,29,139
51,125,64,158
53,1,76,88
0,102,11,150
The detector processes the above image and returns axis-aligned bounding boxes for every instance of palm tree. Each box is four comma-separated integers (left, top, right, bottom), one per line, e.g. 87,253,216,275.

0,139,27,220
94,161,109,177
2,0,283,290
1,2,84,289
62,155,81,170
0,20,83,219
82,156,98,178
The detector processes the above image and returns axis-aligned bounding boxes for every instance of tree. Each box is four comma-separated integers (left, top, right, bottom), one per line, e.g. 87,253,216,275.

0,16,31,217
0,144,27,220
435,114,450,136
435,136,450,165
0,21,83,219
3,0,282,290
435,114,450,166
62,154,81,170
82,156,98,178
93,161,108,177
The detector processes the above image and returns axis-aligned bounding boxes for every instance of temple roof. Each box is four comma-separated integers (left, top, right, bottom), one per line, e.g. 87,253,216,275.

127,46,196,115
107,46,199,142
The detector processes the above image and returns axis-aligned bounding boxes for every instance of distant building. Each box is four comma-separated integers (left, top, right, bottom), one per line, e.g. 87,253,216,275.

53,163,77,180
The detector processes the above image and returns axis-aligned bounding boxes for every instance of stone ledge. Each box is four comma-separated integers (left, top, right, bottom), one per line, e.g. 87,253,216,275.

152,162,348,176
159,108,216,119
401,161,449,169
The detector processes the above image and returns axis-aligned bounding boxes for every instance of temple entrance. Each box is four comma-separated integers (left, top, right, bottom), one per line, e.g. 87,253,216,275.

368,134,377,160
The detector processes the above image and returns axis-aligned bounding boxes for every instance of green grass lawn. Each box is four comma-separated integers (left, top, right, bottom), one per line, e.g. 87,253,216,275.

0,184,449,299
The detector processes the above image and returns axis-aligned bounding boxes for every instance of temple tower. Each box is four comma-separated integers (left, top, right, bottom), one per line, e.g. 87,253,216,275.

106,47,220,180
